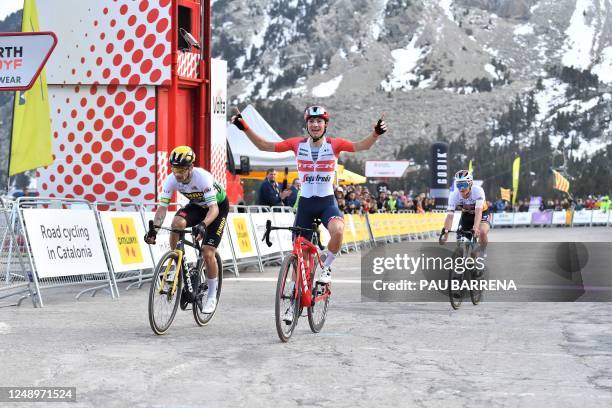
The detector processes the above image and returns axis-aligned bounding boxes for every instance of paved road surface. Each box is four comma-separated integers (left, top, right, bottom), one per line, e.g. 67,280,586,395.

1,228,611,407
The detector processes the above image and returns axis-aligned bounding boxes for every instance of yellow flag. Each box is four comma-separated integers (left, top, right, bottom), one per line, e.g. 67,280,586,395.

512,157,520,205
9,0,54,176
552,169,570,193
468,160,473,175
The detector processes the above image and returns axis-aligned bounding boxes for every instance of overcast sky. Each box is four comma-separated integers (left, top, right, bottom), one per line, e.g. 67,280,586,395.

0,0,22,22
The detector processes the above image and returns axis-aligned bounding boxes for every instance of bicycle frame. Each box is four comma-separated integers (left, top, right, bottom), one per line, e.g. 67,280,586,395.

292,235,326,307
157,229,202,297
456,233,477,259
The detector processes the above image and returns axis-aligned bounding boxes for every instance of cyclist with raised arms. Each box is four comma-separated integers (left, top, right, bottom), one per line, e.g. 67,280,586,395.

440,170,490,254
231,106,387,283
144,146,229,313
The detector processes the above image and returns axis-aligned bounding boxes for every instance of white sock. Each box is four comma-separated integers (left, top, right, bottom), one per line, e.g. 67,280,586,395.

323,250,336,269
207,277,218,299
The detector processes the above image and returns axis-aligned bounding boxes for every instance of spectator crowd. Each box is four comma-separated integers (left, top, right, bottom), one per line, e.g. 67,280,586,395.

490,195,611,213
256,168,611,215
255,168,438,214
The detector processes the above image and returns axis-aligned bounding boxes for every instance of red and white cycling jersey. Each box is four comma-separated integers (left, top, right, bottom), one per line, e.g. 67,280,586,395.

274,136,355,198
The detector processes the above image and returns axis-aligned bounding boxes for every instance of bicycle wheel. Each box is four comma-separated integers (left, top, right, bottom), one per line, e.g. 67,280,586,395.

308,261,329,333
193,252,223,326
449,250,465,310
275,254,300,342
469,265,484,305
148,251,183,335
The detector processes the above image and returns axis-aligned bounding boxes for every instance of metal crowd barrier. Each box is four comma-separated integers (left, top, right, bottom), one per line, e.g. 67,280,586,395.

3,200,450,307
490,209,612,228
0,197,37,306
14,197,117,307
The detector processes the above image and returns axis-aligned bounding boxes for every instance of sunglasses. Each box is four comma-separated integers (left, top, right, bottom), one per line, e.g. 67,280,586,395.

171,166,190,175
456,181,470,189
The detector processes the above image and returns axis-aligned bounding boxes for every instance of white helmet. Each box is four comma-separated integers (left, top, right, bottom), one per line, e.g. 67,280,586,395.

454,170,473,187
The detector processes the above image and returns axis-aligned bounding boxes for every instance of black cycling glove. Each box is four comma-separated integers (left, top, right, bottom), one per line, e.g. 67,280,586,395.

374,118,387,135
232,113,249,131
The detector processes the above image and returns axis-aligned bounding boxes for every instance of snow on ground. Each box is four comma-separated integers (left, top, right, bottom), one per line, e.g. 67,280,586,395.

534,78,569,122
558,96,601,115
550,131,608,158
562,0,596,69
249,14,270,58
484,63,500,80
380,31,430,91
514,23,534,36
311,75,343,98
372,0,390,41
438,0,455,22
592,46,612,83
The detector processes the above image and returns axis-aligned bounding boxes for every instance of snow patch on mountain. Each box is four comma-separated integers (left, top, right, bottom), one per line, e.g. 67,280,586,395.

312,75,343,98
380,31,431,91
534,78,568,122
372,0,390,40
592,46,612,83
514,23,534,36
438,0,455,22
561,0,597,69
485,64,500,80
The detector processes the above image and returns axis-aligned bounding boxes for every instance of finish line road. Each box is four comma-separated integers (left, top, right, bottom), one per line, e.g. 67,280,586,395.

1,228,611,407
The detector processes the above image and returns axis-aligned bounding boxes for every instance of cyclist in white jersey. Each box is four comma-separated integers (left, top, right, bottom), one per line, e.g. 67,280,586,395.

440,170,491,253
231,106,387,284
144,146,229,313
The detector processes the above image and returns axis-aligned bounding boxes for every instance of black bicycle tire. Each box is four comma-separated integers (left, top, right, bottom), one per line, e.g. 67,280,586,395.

469,265,483,305
449,251,464,310
275,254,300,342
307,262,329,333
193,252,223,326
148,251,183,335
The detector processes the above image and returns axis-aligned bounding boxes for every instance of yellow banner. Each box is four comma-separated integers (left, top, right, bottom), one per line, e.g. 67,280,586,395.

512,157,520,205
468,160,473,175
112,218,144,264
9,0,54,176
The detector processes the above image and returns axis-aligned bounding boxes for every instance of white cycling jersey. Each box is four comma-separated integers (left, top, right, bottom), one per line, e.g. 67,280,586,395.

447,185,488,214
160,167,226,207
274,136,355,198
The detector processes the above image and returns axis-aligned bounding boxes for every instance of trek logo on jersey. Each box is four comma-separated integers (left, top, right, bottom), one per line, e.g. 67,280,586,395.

297,160,335,172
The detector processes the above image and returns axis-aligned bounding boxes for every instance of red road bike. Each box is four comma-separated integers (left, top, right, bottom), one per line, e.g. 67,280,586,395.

263,220,331,342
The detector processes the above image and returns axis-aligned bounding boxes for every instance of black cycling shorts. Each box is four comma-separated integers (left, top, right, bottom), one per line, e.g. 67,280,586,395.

459,209,490,231
175,198,229,248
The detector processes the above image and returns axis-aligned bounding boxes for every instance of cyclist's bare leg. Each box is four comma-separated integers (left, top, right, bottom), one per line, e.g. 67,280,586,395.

170,216,188,249
322,218,344,269
479,222,490,246
325,218,344,254
478,221,490,253
202,245,218,279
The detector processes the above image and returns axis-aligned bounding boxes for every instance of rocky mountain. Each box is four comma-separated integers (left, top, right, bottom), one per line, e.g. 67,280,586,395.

212,0,612,169
1,1,611,196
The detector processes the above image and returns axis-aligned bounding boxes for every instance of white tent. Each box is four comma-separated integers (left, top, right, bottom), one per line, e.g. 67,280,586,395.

227,104,297,171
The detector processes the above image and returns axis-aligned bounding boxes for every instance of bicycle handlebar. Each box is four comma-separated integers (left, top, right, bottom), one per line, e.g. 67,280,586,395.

148,220,203,251
438,227,477,244
263,219,324,251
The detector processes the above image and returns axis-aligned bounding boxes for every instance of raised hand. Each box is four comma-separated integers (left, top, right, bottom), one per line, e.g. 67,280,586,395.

230,107,250,131
374,113,387,136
